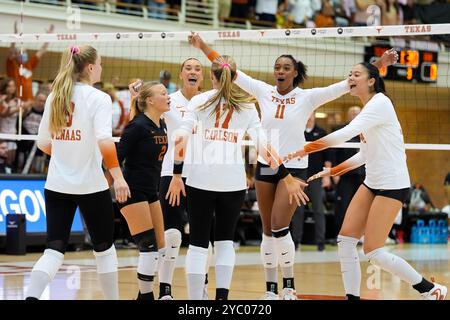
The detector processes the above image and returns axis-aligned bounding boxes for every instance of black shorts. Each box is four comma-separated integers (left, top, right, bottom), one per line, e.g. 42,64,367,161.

255,162,307,184
117,188,159,209
159,176,188,232
363,183,409,203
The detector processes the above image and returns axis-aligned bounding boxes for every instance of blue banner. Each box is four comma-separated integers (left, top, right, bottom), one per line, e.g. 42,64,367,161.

0,179,84,234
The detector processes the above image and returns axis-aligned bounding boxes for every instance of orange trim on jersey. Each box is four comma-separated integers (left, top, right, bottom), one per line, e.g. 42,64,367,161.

98,139,119,169
304,140,330,154
221,108,234,129
214,109,221,128
207,51,221,62
330,162,361,177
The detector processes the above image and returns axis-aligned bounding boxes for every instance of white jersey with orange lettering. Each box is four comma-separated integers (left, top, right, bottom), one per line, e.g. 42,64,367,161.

161,90,191,178
235,70,349,169
38,82,112,194
304,93,410,189
178,89,265,192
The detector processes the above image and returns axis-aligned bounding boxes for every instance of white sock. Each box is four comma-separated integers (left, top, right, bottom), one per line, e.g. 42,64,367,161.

214,240,235,289
158,229,182,286
185,245,208,300
137,251,159,294
260,234,278,284
274,231,295,279
337,235,361,297
26,249,64,299
365,247,422,285
94,245,119,300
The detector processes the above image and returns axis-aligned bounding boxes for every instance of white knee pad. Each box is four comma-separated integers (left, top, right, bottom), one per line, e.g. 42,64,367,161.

365,248,390,267
94,245,118,274
260,234,277,268
275,232,295,268
32,249,64,281
214,240,235,267
164,228,182,261
185,245,208,275
138,251,159,276
337,235,359,266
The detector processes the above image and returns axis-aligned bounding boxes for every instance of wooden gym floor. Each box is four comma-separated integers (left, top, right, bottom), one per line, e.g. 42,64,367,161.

0,243,448,300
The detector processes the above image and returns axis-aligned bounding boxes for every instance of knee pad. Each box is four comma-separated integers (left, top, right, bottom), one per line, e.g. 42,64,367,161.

275,232,295,268
214,240,235,267
93,245,118,274
272,227,290,238
185,245,208,275
33,249,64,281
163,228,182,261
337,235,359,265
133,229,158,253
260,234,277,268
138,251,159,280
365,247,391,267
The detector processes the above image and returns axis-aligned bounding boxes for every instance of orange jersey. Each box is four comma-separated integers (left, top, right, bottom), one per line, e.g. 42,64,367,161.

6,55,39,101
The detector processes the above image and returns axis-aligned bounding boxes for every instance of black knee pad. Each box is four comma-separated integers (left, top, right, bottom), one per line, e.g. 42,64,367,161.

93,241,113,253
47,240,67,254
272,228,289,238
133,229,157,252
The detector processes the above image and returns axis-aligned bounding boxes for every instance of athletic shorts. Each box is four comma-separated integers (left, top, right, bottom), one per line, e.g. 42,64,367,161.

255,162,307,184
117,188,159,209
363,183,409,203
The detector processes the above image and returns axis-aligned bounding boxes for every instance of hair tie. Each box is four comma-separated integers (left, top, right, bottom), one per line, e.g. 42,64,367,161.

220,63,231,69
66,45,80,68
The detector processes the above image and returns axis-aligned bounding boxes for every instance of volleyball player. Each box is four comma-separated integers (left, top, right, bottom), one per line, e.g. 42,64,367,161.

286,62,447,300
158,57,213,300
166,55,308,300
26,45,130,300
117,81,170,300
189,33,398,299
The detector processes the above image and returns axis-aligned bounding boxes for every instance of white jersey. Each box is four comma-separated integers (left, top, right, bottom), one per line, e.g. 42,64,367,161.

161,90,191,177
306,93,410,189
38,83,112,194
235,70,349,169
179,89,264,192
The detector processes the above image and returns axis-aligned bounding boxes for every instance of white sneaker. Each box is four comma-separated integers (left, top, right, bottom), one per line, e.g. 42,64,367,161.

281,288,298,300
159,295,174,300
421,283,447,300
202,286,209,300
261,291,279,300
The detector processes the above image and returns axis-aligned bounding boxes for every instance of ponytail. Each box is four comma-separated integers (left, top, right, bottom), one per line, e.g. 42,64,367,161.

129,81,160,121
359,62,386,94
198,55,255,117
276,55,308,87
50,45,97,134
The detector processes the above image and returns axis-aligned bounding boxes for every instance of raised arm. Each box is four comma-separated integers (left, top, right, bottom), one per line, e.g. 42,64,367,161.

188,32,270,97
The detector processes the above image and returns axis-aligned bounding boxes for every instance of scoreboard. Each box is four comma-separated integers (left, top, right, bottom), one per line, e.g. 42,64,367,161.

365,45,438,83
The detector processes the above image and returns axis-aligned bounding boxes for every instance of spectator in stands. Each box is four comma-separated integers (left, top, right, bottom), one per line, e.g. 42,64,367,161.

352,0,376,26
230,0,251,19
291,113,332,251
331,0,351,26
407,183,435,213
160,70,178,94
255,0,287,24
219,0,232,22
0,140,12,174
103,83,128,137
0,77,24,170
332,106,365,238
376,0,402,25
6,22,54,102
18,91,48,173
289,0,321,28
148,0,168,19
314,0,336,27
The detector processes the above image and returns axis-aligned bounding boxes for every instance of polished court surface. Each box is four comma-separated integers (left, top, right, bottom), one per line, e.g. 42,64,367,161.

1,244,449,300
